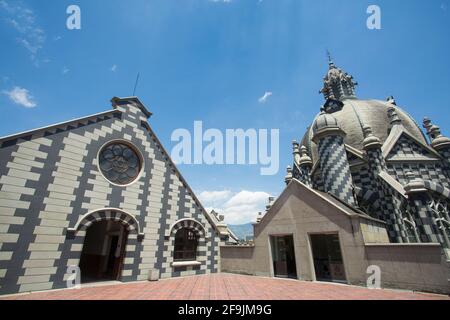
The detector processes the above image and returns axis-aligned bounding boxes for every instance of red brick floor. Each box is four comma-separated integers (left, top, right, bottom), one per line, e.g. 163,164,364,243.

1,273,449,300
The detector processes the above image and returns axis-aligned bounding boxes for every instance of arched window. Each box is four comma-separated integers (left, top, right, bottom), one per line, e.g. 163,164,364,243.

174,228,198,261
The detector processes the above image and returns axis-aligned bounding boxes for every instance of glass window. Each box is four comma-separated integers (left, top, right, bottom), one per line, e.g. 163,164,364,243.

174,228,198,261
99,142,141,185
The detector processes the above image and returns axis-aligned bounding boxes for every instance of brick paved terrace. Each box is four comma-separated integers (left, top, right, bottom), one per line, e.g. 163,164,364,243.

1,274,449,300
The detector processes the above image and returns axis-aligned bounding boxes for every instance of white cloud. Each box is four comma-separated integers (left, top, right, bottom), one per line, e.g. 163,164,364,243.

258,91,273,103
3,86,37,108
199,190,233,204
62,67,70,75
111,64,118,72
200,190,272,224
0,1,47,66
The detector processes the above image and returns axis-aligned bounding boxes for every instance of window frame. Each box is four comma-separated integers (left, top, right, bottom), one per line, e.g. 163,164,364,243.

173,228,199,262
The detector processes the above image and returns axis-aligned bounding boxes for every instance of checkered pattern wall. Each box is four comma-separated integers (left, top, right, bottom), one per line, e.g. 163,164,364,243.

292,164,312,187
317,135,356,206
0,104,222,295
306,122,450,248
387,135,432,159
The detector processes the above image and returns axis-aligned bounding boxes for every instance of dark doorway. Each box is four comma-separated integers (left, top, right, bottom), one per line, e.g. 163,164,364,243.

310,233,346,283
79,220,128,283
270,235,297,279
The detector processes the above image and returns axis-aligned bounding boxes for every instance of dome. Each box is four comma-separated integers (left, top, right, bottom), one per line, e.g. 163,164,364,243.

301,99,428,164
312,111,340,135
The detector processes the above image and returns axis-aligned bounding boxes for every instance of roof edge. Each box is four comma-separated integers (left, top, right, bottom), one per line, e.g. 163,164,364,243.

111,96,152,118
0,109,121,144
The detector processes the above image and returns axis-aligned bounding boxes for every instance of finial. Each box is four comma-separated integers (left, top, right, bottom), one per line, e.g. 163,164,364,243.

285,166,293,185
386,96,397,105
387,106,402,126
299,145,313,166
292,140,301,165
423,117,432,134
422,117,450,150
256,211,263,223
362,125,382,150
404,171,426,195
320,55,357,101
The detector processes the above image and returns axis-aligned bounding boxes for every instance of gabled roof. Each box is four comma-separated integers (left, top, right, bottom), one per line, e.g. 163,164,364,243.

257,178,385,227
381,125,441,161
111,96,152,118
0,109,121,148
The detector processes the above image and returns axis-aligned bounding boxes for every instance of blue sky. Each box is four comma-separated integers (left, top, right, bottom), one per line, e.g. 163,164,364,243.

1,0,450,224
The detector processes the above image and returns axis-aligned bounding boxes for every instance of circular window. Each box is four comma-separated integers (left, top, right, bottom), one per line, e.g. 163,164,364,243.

99,142,142,185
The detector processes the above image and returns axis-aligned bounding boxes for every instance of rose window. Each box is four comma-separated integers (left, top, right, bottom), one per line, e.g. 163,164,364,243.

99,142,141,185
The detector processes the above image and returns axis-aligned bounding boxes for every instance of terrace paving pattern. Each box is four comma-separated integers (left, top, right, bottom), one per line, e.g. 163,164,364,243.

1,274,449,300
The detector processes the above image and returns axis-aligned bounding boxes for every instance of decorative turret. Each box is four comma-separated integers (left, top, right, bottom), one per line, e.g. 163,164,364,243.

292,141,301,166
362,126,382,150
312,109,345,141
403,171,447,246
291,141,313,186
423,117,450,150
387,106,402,127
285,166,293,185
423,117,450,176
404,171,426,195
362,125,386,176
298,145,313,166
298,145,313,187
312,110,357,206
320,54,358,101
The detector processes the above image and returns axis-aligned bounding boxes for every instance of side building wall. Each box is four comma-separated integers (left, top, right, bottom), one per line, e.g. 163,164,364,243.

220,181,450,294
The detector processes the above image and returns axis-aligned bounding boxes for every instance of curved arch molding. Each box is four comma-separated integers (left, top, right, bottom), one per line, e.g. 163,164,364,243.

67,208,144,237
168,218,207,239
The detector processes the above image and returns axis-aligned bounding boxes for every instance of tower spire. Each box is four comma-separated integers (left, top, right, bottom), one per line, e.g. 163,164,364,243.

320,55,357,101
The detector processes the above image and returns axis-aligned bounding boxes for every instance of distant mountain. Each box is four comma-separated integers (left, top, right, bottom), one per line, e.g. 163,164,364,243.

228,223,254,240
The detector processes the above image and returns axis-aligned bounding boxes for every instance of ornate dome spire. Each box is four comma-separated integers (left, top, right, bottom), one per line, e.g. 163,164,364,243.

320,53,358,101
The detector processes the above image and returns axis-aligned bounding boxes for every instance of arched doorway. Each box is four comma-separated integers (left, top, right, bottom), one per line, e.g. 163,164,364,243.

79,220,128,283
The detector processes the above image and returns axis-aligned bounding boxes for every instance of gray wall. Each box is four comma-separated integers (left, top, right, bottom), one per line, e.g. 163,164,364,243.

220,246,254,275
365,244,450,294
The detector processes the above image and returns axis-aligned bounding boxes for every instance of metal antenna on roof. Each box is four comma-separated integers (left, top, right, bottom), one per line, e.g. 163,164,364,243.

133,72,140,96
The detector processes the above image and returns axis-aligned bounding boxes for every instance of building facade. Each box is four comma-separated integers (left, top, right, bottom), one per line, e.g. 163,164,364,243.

0,97,233,295
221,58,450,294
